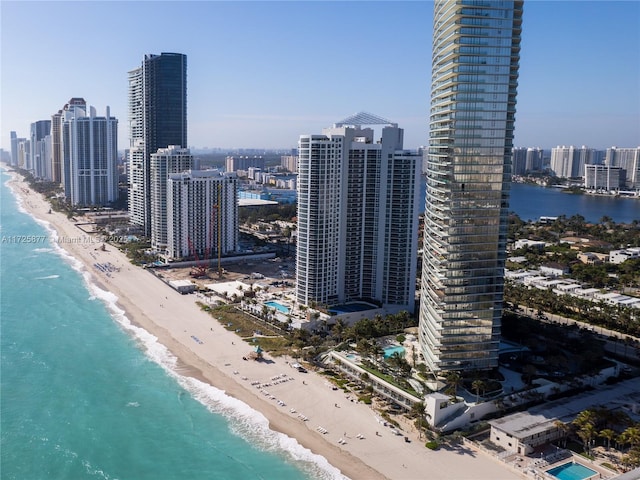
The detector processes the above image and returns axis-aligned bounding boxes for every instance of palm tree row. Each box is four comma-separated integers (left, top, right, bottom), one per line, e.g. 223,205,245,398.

559,408,640,470
505,281,640,337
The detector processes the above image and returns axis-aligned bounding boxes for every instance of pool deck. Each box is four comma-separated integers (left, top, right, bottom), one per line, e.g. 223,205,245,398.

502,450,615,479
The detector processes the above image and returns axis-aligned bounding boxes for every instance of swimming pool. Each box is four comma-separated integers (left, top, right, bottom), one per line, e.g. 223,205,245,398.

547,462,597,480
264,300,290,314
383,345,405,359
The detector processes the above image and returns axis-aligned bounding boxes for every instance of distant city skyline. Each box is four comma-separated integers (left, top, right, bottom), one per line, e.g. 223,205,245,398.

1,1,638,151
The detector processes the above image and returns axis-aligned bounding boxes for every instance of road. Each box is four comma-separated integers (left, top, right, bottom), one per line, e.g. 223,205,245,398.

514,305,640,363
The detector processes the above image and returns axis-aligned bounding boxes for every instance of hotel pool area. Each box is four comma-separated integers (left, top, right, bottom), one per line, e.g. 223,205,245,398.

383,345,405,359
264,300,290,314
547,462,598,480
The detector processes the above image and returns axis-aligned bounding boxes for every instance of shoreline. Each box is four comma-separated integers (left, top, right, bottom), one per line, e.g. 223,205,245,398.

3,167,520,480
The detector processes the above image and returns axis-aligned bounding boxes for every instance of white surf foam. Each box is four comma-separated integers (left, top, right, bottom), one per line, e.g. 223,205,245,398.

83,279,347,480
2,170,347,479
180,374,348,480
35,274,59,280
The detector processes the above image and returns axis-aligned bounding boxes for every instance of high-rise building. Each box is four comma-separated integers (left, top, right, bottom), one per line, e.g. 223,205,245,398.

419,0,523,374
525,147,544,172
10,131,18,167
550,145,596,179
166,170,238,261
606,147,640,189
61,105,118,206
53,98,87,186
511,147,527,176
225,156,266,173
17,139,29,169
150,146,193,252
513,147,544,175
30,120,51,179
128,53,187,235
280,155,298,173
296,113,420,314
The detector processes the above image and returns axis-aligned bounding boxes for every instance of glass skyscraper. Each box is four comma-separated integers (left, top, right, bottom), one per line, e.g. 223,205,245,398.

128,53,187,235
419,0,523,373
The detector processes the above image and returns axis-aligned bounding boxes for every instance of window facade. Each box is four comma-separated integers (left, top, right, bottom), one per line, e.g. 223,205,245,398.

419,0,523,373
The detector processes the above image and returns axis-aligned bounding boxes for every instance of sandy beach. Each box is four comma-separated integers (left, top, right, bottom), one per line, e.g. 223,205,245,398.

5,169,520,480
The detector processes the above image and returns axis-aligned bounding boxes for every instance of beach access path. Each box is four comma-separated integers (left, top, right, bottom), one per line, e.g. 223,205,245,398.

6,170,521,480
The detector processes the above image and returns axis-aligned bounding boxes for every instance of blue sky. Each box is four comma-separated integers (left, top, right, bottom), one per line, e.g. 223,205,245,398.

1,1,638,151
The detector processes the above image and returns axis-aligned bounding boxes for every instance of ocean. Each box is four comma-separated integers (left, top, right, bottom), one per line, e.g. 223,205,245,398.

0,169,342,480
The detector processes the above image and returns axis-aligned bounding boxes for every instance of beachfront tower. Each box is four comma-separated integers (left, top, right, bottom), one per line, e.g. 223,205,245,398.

30,120,52,180
166,170,238,262
150,145,193,253
419,1,523,374
296,113,420,315
10,131,19,167
61,105,118,206
54,98,87,189
128,53,187,236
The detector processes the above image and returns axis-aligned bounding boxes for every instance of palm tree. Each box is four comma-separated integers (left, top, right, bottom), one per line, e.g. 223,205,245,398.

599,428,616,451
471,379,486,403
554,420,570,448
445,371,462,397
387,352,404,371
410,401,426,419
331,319,346,343
577,423,597,455
573,410,596,430
573,410,597,454
620,425,640,452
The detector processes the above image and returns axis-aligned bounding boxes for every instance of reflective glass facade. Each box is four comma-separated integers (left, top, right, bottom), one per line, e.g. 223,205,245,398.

419,0,523,373
128,53,187,235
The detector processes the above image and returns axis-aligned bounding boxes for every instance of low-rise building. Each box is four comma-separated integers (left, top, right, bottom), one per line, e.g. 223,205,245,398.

514,239,547,251
169,279,196,294
539,263,569,277
577,252,607,264
610,247,640,264
489,377,640,455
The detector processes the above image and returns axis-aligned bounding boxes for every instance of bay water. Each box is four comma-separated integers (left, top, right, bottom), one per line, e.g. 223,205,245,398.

0,169,342,480
419,177,639,223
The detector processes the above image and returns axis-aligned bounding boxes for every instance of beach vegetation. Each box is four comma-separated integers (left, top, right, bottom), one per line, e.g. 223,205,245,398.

379,412,400,428
425,440,439,450
121,239,155,265
409,401,426,419
358,363,420,398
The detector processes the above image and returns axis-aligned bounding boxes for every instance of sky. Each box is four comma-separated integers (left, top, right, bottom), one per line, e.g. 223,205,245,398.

1,1,639,151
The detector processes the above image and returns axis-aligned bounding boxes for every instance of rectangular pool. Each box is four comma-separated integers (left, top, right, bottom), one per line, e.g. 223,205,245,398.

264,300,289,314
547,462,597,480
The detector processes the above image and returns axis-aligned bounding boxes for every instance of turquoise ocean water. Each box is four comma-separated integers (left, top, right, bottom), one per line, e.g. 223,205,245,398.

0,169,343,480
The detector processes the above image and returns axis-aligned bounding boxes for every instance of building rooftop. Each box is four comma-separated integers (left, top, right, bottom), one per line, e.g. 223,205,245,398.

334,111,397,128
489,377,640,440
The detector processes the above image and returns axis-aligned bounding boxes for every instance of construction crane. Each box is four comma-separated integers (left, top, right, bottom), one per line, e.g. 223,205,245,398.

187,237,207,278
209,183,223,278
